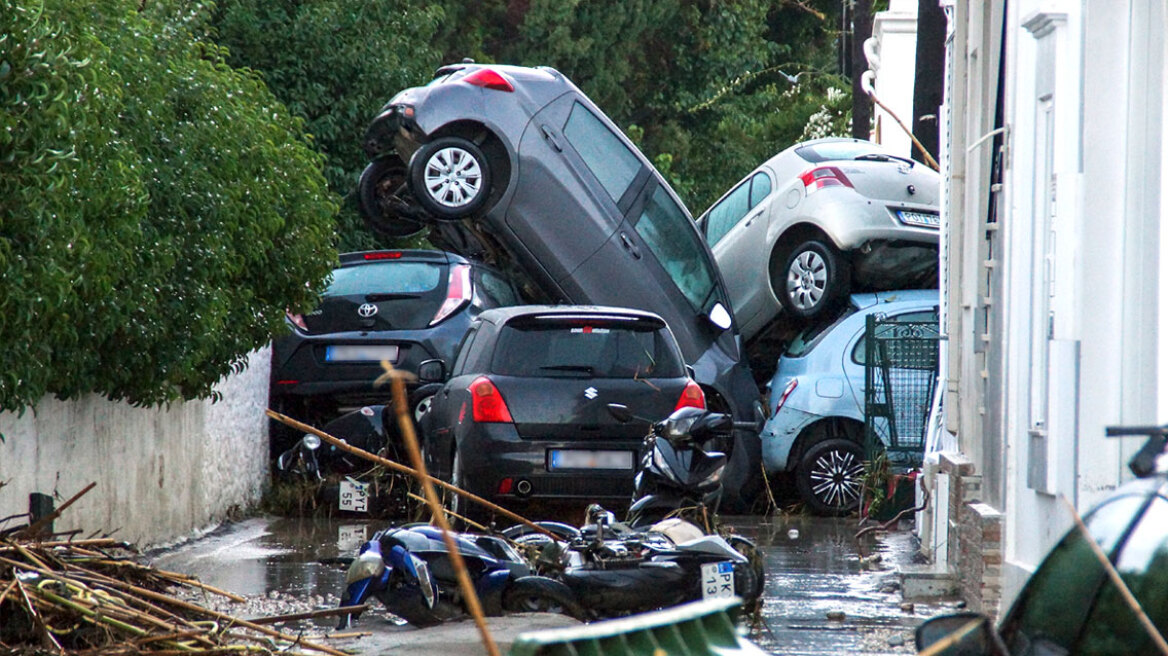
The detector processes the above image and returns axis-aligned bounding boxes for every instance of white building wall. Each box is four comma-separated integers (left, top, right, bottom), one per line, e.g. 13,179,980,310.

0,348,271,547
869,0,920,158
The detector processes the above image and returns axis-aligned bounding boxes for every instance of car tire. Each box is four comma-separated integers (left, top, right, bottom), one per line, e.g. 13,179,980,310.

795,438,866,516
357,157,425,237
450,448,487,527
776,240,850,319
409,136,492,220
502,576,586,620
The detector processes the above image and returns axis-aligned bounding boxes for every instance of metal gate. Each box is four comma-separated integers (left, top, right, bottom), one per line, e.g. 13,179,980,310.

863,315,941,468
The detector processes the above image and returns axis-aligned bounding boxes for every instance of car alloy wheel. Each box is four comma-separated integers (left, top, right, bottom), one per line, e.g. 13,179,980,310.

796,438,865,516
410,136,492,220
778,239,850,319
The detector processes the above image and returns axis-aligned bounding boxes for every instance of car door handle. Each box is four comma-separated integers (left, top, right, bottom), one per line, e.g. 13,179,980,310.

540,124,563,152
744,209,764,227
619,232,641,259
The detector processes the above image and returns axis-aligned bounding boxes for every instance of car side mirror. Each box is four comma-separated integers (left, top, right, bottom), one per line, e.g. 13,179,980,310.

707,302,732,331
417,359,447,383
914,612,1003,656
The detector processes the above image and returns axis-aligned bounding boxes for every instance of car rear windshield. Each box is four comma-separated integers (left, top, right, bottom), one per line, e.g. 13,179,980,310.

796,141,886,163
327,261,442,297
784,304,856,357
491,318,685,379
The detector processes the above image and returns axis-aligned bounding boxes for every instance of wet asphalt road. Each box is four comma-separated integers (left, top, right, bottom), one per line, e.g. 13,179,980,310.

149,514,956,655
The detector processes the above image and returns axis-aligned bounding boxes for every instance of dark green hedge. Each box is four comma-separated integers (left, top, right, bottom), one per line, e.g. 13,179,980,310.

0,0,338,413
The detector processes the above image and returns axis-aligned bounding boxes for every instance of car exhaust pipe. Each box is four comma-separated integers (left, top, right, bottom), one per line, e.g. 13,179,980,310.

515,479,533,497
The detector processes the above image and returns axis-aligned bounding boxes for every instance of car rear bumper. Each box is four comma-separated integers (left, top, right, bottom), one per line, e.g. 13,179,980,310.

459,424,641,502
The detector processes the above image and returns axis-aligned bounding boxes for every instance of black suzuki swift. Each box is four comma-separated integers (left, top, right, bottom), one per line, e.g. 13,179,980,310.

417,305,705,522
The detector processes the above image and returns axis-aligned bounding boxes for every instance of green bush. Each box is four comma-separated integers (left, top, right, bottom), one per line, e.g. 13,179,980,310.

0,0,337,413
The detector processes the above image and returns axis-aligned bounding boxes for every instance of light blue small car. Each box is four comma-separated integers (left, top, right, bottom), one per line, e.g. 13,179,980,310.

761,289,938,515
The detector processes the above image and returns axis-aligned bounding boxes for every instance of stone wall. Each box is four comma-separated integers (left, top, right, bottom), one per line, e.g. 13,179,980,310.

0,348,271,547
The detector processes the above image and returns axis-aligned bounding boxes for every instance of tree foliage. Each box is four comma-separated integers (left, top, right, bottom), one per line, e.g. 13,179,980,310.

0,0,336,412
209,0,443,252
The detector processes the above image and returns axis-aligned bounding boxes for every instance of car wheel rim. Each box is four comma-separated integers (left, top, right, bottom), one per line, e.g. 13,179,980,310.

423,147,483,209
808,448,863,509
786,250,828,311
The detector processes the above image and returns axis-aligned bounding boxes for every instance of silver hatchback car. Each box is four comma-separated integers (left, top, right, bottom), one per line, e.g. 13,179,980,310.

760,289,938,515
697,138,940,340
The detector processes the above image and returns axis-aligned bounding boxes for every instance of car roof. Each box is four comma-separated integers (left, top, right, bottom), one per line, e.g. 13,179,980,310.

337,249,468,267
848,289,939,311
476,304,668,326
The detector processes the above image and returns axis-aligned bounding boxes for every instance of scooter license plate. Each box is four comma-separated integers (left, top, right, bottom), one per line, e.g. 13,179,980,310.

339,478,369,513
701,561,735,600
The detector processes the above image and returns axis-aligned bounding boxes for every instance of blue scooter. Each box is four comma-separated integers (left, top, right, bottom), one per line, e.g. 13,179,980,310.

338,525,581,627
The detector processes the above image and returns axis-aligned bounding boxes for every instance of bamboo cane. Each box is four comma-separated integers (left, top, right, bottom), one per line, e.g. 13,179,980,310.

244,604,369,626
266,409,557,540
387,369,501,656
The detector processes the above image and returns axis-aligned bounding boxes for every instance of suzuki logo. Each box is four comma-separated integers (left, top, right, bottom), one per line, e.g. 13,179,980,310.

357,303,378,318
584,387,598,400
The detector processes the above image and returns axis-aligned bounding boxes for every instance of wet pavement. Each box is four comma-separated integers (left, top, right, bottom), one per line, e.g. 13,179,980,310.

149,514,959,655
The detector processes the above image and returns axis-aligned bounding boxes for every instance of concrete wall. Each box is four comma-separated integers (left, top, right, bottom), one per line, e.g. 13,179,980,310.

0,348,271,547
868,0,919,159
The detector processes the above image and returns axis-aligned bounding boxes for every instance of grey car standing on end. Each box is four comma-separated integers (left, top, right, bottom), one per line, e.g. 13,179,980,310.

357,62,762,507
697,137,940,339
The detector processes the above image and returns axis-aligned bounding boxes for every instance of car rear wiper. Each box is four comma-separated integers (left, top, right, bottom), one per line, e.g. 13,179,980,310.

364,292,422,301
854,153,916,168
540,365,595,374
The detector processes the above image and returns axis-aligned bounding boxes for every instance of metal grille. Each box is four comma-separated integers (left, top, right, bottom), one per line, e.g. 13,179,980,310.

864,316,941,467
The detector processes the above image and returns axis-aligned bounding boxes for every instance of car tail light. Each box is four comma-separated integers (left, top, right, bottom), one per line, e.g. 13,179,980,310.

363,251,403,260
430,264,472,326
674,380,706,411
463,68,514,92
470,376,513,423
799,166,853,194
497,478,513,494
286,310,308,331
775,379,799,413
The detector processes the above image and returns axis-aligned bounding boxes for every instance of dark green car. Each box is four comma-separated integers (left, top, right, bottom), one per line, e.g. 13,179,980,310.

917,445,1168,655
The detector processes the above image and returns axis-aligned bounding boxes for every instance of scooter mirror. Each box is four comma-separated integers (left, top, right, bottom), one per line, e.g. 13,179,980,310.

607,403,634,423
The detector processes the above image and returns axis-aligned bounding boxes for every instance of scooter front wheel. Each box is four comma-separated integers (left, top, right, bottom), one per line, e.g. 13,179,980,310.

502,576,586,620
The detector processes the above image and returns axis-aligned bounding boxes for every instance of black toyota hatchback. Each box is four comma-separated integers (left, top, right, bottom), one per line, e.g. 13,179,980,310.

269,250,520,450
417,305,705,522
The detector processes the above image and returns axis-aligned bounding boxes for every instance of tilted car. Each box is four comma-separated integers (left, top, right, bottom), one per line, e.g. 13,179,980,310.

357,62,761,507
760,290,938,515
416,305,707,523
696,137,940,340
269,249,520,452
915,426,1168,655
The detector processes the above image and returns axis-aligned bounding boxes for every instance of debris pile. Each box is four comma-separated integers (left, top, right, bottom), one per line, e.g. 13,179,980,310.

0,535,350,655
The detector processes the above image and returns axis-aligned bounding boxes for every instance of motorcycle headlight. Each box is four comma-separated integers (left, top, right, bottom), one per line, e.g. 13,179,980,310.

302,434,321,450
345,550,385,584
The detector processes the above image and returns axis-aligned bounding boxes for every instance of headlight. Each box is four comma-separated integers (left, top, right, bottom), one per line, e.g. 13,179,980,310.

302,434,321,450
345,550,385,584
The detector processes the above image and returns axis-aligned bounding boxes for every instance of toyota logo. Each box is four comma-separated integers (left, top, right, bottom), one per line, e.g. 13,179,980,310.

357,303,378,318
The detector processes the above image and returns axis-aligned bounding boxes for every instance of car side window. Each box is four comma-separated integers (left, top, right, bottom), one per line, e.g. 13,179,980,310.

851,309,939,365
474,270,519,308
704,181,751,246
563,102,642,203
632,184,718,312
999,494,1150,654
750,171,772,205
451,326,479,377
1076,496,1168,654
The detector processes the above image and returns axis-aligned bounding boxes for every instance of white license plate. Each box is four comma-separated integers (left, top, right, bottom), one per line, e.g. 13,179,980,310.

326,344,399,362
337,524,367,552
701,561,736,600
339,478,369,513
897,210,940,228
548,449,634,470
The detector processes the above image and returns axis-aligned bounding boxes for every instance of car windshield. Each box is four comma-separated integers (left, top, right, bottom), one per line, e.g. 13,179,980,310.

785,304,857,357
796,141,888,163
326,262,442,297
491,318,684,379
634,185,718,311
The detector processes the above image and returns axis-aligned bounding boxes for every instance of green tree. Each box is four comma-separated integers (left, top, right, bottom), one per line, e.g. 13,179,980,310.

0,0,336,412
210,0,444,252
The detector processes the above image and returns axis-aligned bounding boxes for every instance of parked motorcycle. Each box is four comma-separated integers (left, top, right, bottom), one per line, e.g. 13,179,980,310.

608,403,762,528
337,524,581,628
